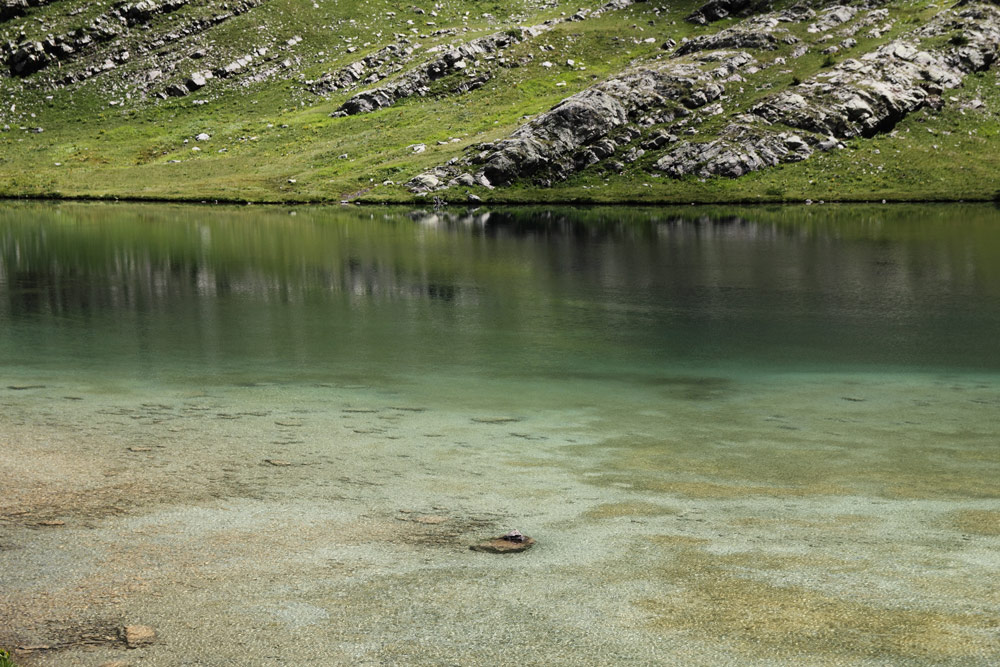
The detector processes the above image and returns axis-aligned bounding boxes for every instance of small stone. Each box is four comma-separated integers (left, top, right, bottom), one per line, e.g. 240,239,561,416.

195,133,210,141
123,625,155,648
470,532,536,553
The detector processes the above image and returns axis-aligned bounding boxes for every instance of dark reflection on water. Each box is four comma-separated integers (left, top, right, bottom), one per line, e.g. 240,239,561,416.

0,201,999,385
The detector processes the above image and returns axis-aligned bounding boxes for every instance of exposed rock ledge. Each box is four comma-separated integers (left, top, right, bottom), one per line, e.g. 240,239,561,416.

407,51,751,192
407,2,1000,193
657,3,1000,178
330,0,640,117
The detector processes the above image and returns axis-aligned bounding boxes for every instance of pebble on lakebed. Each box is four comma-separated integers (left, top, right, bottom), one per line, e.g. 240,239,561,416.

470,529,535,554
122,625,156,648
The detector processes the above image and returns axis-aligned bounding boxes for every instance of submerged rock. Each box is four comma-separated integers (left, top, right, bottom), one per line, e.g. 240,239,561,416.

122,625,156,648
470,530,536,553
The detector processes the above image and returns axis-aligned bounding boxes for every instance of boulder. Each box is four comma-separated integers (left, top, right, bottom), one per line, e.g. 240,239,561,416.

686,0,755,24
186,72,209,89
407,173,440,192
10,41,49,76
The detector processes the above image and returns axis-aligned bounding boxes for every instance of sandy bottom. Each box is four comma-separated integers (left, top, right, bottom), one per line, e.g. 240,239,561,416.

1,369,999,665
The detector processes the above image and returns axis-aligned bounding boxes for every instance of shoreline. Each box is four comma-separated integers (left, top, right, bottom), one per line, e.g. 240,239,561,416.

0,192,996,208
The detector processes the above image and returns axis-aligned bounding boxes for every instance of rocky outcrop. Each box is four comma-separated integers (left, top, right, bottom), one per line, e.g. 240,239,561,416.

675,27,782,56
408,2,1000,192
686,0,759,25
407,52,750,191
651,3,1000,179
4,0,188,76
754,6,1000,137
310,41,413,95
1,0,55,22
806,5,858,34
676,6,818,56
3,0,267,79
332,29,524,115
119,0,188,26
569,0,637,20
330,0,640,115
654,124,812,177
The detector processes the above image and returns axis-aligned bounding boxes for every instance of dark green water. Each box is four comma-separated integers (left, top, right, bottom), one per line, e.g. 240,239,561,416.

1,202,999,396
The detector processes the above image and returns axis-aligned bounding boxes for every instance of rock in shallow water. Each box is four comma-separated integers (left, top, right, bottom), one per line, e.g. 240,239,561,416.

470,531,536,553
123,625,156,648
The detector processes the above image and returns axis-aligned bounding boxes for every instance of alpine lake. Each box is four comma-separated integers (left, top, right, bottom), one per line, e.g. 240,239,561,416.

0,201,998,665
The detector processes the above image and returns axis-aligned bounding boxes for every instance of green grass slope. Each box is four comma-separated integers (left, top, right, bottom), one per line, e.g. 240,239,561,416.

0,0,998,203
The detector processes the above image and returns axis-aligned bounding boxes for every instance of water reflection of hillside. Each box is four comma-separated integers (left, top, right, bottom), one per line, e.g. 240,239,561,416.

1,202,999,321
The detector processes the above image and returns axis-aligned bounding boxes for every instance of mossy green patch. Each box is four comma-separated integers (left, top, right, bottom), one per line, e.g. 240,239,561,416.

641,540,1000,661
584,501,680,519
947,509,1000,536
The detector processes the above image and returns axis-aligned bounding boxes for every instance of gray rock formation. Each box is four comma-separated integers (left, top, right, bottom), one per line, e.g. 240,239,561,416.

409,1,1000,191
311,42,413,95
333,29,525,116
330,0,640,116
1,0,57,22
3,0,265,85
753,5,1000,139
652,2,1000,179
686,0,759,25
406,50,751,191
654,125,812,178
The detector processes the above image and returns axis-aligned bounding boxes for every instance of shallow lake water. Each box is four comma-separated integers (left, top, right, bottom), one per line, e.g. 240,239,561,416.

0,202,998,665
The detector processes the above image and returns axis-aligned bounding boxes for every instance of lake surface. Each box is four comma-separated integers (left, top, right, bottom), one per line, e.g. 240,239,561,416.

1,202,998,665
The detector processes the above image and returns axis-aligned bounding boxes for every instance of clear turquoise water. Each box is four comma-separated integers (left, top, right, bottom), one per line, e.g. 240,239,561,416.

1,201,999,664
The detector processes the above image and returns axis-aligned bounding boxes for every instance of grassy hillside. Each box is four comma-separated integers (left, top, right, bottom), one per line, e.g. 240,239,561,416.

0,0,998,204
